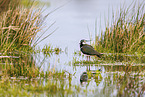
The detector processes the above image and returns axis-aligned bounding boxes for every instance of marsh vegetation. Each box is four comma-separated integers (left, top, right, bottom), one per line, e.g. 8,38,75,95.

0,0,145,96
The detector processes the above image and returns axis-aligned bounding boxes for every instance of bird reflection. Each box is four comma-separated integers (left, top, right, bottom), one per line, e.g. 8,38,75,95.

80,72,88,84
80,68,102,85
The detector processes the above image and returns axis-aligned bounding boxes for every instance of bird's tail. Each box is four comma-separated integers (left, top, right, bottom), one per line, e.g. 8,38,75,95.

97,53,103,58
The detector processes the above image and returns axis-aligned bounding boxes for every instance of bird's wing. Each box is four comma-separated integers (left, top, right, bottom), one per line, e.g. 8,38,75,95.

81,45,100,55
83,44,94,49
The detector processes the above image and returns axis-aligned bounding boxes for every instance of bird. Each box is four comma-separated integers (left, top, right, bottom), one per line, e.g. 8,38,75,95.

80,39,102,59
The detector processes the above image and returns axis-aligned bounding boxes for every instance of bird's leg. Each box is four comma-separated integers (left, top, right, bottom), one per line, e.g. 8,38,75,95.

89,56,90,70
86,65,90,71
87,66,89,71
86,56,88,61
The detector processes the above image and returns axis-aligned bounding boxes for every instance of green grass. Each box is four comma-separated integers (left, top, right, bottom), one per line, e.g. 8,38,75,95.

73,51,145,65
0,0,145,97
0,0,54,54
0,0,59,77
95,2,145,54
0,1,79,96
0,72,79,96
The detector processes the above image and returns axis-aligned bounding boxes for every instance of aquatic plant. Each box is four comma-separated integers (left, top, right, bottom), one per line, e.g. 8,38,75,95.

42,45,62,56
0,1,77,96
0,0,53,54
95,2,145,54
0,72,80,97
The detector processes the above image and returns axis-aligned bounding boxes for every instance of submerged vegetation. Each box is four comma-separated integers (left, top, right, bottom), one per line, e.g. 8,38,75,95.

42,45,62,56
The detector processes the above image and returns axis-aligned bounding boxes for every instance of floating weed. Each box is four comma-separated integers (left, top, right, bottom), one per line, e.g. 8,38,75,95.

73,52,145,66
74,60,102,65
0,68,82,96
74,51,82,56
42,45,62,56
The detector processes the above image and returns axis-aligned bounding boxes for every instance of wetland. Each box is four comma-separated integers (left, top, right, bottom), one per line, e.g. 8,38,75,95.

0,0,145,97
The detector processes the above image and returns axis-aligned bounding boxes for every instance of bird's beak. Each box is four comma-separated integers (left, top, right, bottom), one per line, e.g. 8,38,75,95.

85,40,91,42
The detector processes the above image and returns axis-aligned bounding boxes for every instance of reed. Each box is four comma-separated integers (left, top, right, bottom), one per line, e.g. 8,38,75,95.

0,0,48,54
95,2,145,54
0,0,56,77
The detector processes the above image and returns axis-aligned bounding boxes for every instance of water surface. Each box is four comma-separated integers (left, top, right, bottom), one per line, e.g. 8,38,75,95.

36,0,145,96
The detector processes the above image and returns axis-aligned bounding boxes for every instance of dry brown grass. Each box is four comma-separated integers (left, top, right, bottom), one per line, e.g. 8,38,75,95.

0,0,44,53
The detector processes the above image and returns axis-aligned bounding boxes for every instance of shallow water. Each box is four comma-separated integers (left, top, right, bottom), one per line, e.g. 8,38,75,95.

0,0,144,96
37,0,144,69
35,0,145,96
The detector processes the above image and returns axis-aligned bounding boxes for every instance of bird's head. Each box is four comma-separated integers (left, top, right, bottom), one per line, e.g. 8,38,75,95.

80,39,90,44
